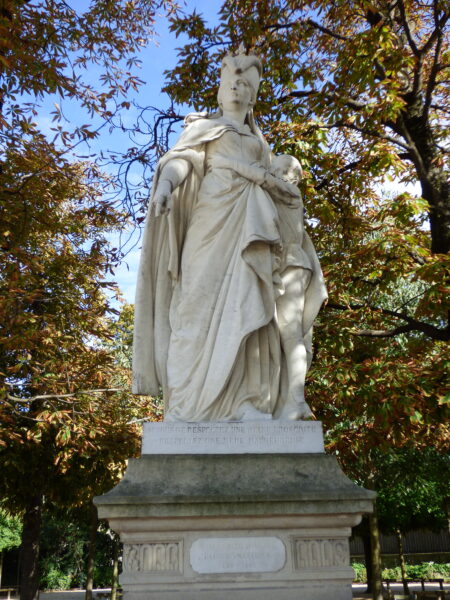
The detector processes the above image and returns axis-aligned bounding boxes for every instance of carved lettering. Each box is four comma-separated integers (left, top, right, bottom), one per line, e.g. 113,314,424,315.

142,421,324,454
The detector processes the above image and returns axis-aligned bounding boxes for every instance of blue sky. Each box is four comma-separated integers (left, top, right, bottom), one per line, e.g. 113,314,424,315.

34,1,224,304
107,0,224,304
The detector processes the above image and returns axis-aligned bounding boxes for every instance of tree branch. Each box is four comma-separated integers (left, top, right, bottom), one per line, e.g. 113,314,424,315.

263,19,349,41
315,159,364,191
350,324,419,338
423,25,444,119
397,0,420,56
430,103,450,115
127,410,162,425
6,388,123,403
280,89,367,111
327,302,450,341
421,6,449,54
306,18,349,41
390,114,428,179
327,120,413,152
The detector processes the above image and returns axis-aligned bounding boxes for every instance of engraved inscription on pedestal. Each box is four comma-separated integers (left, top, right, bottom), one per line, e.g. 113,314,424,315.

143,421,324,454
293,538,349,570
123,542,182,573
190,536,286,574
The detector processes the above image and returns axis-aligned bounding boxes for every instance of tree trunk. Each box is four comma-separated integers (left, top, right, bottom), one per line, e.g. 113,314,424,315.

396,529,408,595
110,536,120,600
418,157,450,255
85,504,98,600
444,497,450,535
362,526,373,593
391,97,450,255
0,550,3,588
19,494,43,600
369,510,383,600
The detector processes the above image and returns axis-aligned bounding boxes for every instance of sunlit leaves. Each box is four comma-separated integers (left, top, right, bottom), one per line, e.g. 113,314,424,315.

157,0,449,456
0,136,158,513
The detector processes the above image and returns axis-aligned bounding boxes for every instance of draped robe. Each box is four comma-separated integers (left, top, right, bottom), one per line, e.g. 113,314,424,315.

133,115,327,421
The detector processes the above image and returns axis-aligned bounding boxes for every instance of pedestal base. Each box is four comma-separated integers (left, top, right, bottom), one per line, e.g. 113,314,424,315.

95,438,375,600
116,515,357,600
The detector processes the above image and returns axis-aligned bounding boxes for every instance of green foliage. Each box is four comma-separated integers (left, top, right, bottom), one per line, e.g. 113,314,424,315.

0,0,168,144
38,511,86,590
39,568,72,592
382,562,450,581
352,562,450,583
105,304,164,420
353,562,368,583
343,448,449,536
92,526,120,590
37,509,119,591
0,509,22,552
163,0,449,241
0,138,144,512
375,448,450,533
0,0,166,517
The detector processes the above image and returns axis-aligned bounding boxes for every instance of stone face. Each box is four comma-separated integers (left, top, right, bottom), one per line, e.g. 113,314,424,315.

142,421,325,454
122,586,352,600
114,525,356,600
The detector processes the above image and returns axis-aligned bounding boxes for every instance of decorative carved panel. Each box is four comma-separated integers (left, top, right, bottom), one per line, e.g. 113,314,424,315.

123,542,182,573
293,538,349,569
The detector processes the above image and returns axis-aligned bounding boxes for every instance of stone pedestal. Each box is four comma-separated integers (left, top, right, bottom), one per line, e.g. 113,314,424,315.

94,422,375,600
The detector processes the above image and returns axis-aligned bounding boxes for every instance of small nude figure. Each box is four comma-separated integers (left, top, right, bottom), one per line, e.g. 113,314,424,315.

269,154,314,420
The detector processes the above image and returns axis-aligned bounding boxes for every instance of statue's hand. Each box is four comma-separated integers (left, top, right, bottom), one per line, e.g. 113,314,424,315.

270,176,298,198
152,179,172,217
282,180,300,198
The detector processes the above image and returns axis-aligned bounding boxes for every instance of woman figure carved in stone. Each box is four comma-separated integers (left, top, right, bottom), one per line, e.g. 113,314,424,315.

133,49,327,422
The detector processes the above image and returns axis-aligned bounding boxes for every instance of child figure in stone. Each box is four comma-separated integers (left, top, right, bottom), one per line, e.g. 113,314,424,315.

269,154,314,420
207,152,316,419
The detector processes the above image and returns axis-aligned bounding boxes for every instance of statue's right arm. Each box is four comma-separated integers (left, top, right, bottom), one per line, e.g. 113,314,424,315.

262,174,300,206
208,154,266,185
152,158,192,217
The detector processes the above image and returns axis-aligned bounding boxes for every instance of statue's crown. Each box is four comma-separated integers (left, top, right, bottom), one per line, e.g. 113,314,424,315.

221,44,262,95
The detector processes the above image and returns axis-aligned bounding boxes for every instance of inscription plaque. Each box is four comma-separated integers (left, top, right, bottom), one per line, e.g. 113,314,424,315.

190,536,286,574
142,421,324,454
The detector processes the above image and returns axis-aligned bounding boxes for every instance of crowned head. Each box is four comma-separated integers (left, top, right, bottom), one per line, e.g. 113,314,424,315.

217,46,262,110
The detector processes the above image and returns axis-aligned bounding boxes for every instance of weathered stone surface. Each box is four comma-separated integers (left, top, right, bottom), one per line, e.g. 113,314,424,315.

95,452,375,600
95,453,374,518
142,421,325,454
123,583,352,600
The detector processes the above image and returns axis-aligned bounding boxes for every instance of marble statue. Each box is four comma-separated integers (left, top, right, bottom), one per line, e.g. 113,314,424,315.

133,48,327,422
